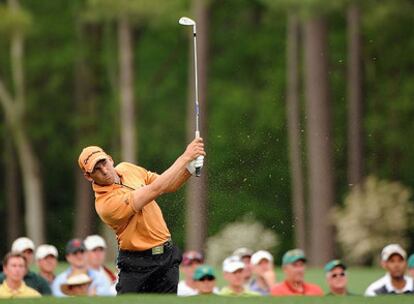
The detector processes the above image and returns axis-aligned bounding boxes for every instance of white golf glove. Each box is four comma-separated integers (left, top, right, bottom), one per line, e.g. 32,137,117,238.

186,156,204,175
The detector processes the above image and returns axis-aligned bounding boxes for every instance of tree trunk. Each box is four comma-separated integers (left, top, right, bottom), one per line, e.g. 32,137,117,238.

5,134,21,246
2,0,46,245
73,21,99,238
303,17,335,266
347,3,364,187
12,122,45,245
286,14,306,251
185,0,209,253
118,17,137,163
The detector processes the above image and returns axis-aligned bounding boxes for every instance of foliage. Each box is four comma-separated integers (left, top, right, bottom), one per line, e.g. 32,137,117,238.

205,215,279,266
0,0,413,259
82,0,186,26
0,4,32,36
332,176,414,264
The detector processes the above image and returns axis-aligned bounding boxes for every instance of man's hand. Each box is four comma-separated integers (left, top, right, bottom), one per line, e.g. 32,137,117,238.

184,138,206,174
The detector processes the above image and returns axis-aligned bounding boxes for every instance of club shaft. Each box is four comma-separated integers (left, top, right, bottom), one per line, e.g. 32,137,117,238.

193,27,199,135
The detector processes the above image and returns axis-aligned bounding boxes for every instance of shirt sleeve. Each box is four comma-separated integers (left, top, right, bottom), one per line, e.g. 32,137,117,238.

146,170,159,184
96,191,136,230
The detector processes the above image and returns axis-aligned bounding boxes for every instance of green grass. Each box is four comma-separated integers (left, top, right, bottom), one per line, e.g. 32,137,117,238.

2,295,414,304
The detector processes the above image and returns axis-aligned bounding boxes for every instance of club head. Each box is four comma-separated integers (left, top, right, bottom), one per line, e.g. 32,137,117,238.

179,16,196,26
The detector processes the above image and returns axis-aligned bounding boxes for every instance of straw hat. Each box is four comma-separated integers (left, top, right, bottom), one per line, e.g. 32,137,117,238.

61,273,92,296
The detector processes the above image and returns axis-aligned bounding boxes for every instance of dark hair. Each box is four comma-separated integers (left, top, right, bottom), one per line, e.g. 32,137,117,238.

3,252,27,268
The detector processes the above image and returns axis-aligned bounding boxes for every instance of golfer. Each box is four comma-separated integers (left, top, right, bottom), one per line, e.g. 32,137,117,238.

78,138,205,294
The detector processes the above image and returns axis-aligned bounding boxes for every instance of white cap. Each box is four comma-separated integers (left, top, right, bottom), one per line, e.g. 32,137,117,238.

11,237,35,253
223,255,245,273
35,244,58,260
381,244,407,261
84,235,107,251
251,250,273,266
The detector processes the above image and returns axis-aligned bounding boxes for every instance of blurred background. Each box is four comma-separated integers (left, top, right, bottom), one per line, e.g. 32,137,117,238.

0,0,413,267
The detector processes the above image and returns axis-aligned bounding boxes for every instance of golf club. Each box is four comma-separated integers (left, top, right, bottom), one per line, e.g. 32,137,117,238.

179,16,203,177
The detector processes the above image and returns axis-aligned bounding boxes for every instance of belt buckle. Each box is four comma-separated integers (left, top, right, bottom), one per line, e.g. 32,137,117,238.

152,245,164,255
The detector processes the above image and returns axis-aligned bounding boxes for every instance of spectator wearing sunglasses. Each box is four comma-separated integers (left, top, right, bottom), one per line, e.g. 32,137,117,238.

325,260,353,296
51,239,112,297
193,265,219,295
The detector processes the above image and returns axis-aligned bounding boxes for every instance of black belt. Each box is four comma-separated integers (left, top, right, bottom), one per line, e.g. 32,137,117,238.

119,239,173,257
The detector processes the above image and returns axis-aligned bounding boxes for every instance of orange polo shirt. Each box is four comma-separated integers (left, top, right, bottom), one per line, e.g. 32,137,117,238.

271,280,324,296
93,162,171,251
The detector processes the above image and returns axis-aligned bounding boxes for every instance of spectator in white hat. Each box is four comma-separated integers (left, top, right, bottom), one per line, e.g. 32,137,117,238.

84,235,117,295
219,256,260,296
365,244,414,296
12,237,35,266
0,237,51,295
36,245,58,285
249,250,276,295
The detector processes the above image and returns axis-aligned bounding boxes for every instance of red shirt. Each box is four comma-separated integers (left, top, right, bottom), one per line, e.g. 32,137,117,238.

271,280,324,296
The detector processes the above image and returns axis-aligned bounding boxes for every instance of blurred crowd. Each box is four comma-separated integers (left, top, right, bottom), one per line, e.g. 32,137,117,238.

1,236,414,298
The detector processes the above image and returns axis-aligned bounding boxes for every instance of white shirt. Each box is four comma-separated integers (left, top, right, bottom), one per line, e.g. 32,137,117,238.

365,274,414,296
177,280,198,296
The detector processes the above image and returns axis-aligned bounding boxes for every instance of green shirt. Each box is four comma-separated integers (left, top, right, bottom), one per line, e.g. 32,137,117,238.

0,271,51,295
219,287,261,297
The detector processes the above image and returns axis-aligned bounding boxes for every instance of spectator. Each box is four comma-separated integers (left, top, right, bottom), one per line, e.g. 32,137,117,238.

84,235,117,295
0,237,51,295
0,252,41,298
192,265,219,295
271,249,323,296
324,260,353,296
365,244,414,295
408,254,414,278
51,238,112,297
177,251,204,296
36,244,58,285
233,247,253,284
61,273,93,296
249,250,276,295
219,256,260,296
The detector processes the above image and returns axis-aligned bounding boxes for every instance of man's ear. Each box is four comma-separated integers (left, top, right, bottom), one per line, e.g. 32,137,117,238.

380,260,387,270
83,172,93,182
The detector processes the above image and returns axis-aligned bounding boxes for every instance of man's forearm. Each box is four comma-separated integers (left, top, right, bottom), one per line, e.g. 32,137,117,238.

131,155,191,211
151,155,191,193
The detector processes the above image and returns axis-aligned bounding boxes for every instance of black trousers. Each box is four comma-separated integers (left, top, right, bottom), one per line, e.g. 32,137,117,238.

116,243,182,294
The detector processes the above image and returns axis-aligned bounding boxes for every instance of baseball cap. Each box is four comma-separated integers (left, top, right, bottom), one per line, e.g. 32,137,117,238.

407,254,414,269
65,239,86,255
282,249,307,265
381,244,406,261
11,237,35,253
233,247,253,258
324,259,347,272
84,235,107,251
182,251,204,266
251,250,273,265
193,265,216,281
223,256,245,273
61,273,92,295
36,244,58,260
78,146,110,173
